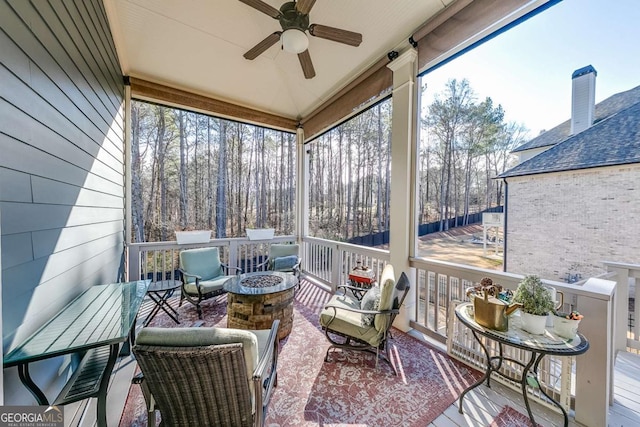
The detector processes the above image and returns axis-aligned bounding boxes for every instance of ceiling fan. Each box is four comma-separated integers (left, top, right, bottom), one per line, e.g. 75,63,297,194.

239,0,363,79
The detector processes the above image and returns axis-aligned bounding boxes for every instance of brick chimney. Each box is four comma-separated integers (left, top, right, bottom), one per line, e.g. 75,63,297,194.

571,65,597,135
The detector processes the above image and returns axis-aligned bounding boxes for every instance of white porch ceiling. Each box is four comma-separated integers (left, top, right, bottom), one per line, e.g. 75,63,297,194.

104,0,455,121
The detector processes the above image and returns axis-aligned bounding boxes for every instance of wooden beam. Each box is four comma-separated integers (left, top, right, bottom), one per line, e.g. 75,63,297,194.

129,78,298,131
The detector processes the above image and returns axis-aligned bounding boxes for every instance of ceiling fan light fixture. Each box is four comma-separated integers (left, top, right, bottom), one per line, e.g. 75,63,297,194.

281,29,308,54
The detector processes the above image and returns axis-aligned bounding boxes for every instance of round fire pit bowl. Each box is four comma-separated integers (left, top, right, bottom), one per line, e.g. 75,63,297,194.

224,272,298,339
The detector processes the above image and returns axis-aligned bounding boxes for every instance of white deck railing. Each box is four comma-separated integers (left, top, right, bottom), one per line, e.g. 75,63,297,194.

603,261,640,355
126,235,297,282
126,237,618,427
301,236,389,291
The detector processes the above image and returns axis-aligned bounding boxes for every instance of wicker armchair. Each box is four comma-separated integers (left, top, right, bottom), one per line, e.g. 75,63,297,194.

132,320,279,427
319,264,410,374
179,247,242,318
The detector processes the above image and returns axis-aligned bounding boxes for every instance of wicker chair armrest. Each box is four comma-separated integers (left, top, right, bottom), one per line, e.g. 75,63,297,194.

252,319,279,426
254,319,279,379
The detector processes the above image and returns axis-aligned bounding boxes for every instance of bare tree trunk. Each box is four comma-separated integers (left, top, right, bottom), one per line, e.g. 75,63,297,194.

131,103,145,243
158,109,169,241
215,119,228,237
178,110,188,229
207,117,214,228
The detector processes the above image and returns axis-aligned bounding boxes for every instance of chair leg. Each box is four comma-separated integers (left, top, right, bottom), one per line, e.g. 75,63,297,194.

196,303,203,319
147,409,156,427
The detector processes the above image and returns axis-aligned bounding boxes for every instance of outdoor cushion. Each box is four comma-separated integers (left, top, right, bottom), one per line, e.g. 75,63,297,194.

183,276,233,296
360,285,381,326
374,264,397,331
180,247,223,284
137,327,259,382
319,293,382,347
273,255,298,271
269,244,299,259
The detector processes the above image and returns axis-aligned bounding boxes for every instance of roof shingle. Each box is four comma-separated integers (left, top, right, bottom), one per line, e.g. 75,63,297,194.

500,85,640,178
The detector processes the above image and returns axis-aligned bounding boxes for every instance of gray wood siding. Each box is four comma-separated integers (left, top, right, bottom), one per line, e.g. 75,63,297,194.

1,0,125,403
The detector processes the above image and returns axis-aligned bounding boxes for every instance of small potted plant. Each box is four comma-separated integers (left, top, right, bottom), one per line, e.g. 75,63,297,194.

553,310,584,339
513,275,555,335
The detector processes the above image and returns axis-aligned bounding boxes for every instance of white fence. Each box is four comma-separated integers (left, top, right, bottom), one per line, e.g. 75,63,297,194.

126,235,296,282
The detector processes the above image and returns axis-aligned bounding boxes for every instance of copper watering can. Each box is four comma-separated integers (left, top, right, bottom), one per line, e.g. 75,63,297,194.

466,287,522,332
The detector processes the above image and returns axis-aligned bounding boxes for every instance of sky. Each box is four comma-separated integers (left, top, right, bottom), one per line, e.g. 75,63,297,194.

420,0,640,138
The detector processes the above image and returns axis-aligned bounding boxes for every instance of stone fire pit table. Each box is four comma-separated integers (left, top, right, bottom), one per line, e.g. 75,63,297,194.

223,271,297,339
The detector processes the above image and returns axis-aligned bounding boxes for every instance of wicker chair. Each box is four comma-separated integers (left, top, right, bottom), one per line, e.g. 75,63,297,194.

319,264,410,374
179,247,242,318
132,320,279,427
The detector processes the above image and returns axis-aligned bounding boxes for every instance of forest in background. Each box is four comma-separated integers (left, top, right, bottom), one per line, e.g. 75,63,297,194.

131,101,296,243
131,78,526,243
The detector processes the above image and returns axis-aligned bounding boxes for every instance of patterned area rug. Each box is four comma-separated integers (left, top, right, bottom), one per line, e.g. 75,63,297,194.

489,406,540,427
119,281,482,426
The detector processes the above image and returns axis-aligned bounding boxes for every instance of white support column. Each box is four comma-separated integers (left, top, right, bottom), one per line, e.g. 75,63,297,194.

573,277,616,427
295,127,308,256
387,49,419,331
124,84,132,281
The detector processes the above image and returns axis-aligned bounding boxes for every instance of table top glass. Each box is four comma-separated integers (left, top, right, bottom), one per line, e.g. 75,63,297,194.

224,271,297,295
455,302,589,356
147,279,182,292
4,280,150,367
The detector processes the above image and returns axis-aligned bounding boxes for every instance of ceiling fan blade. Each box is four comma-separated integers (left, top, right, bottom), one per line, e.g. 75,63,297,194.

298,49,316,79
295,0,316,15
309,24,362,47
238,0,281,19
243,32,282,60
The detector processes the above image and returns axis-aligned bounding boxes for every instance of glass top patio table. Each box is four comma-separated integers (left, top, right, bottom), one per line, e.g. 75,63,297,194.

455,302,589,427
3,280,150,427
4,280,150,366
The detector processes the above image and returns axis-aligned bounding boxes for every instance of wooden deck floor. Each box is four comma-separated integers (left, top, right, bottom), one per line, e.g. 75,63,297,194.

430,350,640,427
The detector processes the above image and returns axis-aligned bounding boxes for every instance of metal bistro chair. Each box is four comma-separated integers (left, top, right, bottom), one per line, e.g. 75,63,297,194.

179,247,242,318
132,320,279,427
256,243,301,288
319,264,410,374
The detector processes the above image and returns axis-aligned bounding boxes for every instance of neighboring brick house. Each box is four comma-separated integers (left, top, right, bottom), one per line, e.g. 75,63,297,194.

498,66,640,281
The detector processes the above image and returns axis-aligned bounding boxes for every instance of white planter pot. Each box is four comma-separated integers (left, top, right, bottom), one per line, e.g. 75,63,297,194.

553,316,581,339
175,230,211,244
246,228,275,240
520,312,548,335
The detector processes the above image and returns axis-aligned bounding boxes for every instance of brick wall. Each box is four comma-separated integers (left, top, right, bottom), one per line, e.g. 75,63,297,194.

505,164,640,281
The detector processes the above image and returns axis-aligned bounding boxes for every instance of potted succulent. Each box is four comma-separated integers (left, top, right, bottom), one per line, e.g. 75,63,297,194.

513,275,555,335
553,310,584,339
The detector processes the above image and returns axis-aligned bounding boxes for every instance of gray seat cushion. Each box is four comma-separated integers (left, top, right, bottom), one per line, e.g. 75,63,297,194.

183,275,233,295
